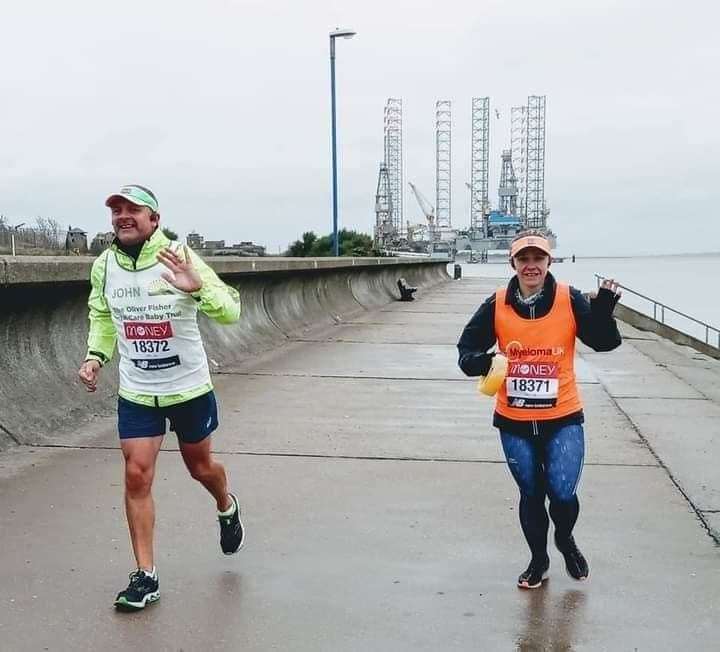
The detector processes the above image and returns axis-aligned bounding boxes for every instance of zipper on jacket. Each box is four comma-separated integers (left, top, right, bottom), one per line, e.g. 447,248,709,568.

532,420,539,437
154,396,159,407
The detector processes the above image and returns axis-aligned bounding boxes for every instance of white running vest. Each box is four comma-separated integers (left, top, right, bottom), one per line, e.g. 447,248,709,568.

104,248,211,395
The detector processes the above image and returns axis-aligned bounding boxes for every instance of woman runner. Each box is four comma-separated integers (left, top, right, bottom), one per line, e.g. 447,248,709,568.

457,232,622,588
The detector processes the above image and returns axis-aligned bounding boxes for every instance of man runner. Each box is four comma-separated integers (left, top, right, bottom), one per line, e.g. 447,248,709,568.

78,184,244,611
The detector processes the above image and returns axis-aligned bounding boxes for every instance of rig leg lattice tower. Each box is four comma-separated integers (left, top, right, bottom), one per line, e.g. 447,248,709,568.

470,97,490,236
526,95,546,230
498,150,518,216
435,100,452,229
511,105,528,223
384,98,404,236
374,163,393,246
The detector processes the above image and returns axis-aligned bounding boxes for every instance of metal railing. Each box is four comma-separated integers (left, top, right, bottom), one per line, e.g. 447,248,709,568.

595,274,720,350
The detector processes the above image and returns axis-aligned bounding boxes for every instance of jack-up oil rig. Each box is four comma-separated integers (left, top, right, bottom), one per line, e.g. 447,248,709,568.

374,96,556,260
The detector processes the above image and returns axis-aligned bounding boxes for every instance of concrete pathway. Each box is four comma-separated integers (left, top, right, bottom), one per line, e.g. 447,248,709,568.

1,277,718,651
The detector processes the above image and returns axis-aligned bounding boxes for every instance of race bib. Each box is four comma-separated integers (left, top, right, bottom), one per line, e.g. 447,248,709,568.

123,320,180,370
506,361,558,408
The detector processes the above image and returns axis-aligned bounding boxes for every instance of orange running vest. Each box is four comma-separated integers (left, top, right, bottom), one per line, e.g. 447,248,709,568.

494,283,582,421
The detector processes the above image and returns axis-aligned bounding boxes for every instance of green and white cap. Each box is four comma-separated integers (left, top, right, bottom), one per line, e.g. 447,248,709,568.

105,184,159,212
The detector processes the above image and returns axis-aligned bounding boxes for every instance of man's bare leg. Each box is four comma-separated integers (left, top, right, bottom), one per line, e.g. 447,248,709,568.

121,436,164,570
179,436,232,511
179,435,244,553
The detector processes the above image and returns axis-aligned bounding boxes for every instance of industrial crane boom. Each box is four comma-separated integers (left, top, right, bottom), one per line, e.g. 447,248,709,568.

408,182,435,226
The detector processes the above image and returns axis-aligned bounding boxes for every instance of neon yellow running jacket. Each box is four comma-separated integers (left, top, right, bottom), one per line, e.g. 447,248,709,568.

85,228,241,407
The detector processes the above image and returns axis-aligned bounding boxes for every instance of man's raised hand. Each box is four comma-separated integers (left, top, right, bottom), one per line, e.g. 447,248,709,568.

157,246,203,294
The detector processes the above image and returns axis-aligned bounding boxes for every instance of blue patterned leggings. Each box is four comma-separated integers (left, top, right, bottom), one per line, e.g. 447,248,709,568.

500,424,585,562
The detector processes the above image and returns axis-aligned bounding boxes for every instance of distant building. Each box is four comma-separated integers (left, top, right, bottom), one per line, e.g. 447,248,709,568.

185,231,265,257
186,231,204,249
231,241,266,256
91,231,115,254
66,227,88,253
203,240,226,250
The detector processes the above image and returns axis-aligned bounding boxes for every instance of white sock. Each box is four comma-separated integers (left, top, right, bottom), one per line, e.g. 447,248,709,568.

141,566,157,579
218,495,236,517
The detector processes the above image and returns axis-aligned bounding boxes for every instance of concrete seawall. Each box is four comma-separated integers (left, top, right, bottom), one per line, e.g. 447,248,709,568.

0,256,449,450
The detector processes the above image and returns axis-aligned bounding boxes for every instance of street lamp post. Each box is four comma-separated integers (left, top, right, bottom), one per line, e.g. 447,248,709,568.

329,28,356,257
11,222,26,257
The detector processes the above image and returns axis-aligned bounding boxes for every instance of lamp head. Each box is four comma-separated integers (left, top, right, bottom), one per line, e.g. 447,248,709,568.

330,28,356,39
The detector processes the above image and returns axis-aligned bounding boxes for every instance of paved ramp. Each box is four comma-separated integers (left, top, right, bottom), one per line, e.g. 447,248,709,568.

0,276,719,651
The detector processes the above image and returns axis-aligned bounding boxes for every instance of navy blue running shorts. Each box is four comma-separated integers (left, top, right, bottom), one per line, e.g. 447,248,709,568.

118,391,219,443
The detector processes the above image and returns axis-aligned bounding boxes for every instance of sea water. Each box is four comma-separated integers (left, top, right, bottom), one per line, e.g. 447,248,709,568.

453,254,720,343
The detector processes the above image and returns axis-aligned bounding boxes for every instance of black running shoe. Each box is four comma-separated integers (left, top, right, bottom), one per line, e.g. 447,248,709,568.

555,535,589,580
114,569,160,611
219,493,245,555
517,557,550,589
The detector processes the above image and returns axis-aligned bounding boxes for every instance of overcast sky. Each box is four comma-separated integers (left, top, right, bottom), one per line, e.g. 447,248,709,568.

1,0,718,256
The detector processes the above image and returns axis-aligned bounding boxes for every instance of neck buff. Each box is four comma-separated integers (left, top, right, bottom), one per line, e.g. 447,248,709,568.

515,287,544,306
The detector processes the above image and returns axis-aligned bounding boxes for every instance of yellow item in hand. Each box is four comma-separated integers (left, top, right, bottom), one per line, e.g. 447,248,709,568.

477,354,508,397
